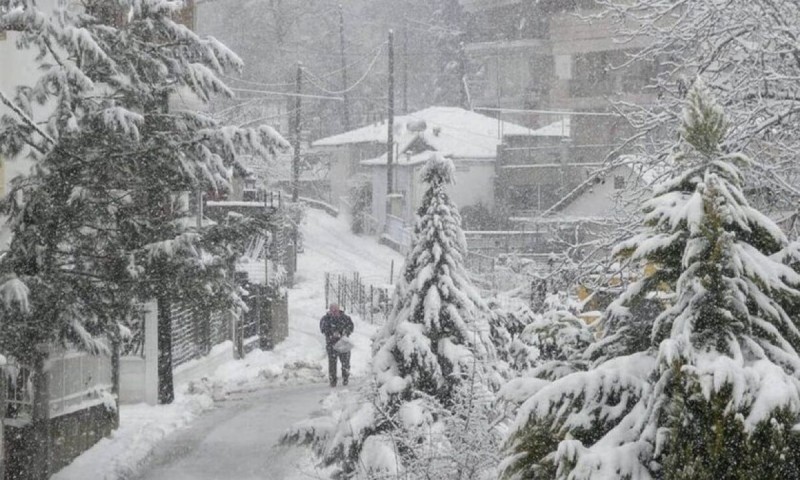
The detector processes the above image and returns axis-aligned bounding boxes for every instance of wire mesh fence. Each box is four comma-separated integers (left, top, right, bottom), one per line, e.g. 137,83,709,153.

324,272,393,324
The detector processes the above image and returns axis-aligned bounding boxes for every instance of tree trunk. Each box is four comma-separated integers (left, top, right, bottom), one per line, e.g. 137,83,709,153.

32,348,51,480
157,295,174,404
0,359,6,480
111,336,121,429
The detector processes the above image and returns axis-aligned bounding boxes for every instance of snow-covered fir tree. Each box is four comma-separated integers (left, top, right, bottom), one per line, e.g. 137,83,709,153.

283,153,498,478
501,81,800,479
0,0,286,366
508,293,593,377
498,293,594,433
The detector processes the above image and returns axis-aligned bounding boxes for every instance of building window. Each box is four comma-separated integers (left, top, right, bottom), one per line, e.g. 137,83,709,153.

571,49,655,97
614,175,625,190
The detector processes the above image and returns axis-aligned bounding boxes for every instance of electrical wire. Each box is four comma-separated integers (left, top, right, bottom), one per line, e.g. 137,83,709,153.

229,87,344,101
219,73,294,89
308,43,386,80
302,41,387,95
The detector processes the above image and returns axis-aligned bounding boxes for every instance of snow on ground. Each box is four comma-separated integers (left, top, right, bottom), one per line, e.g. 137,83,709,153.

132,384,340,480
51,392,216,480
52,207,404,480
212,208,404,392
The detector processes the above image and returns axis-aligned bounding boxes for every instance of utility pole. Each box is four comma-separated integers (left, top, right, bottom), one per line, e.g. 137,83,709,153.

403,19,408,114
0,354,6,480
338,4,351,131
292,61,302,203
386,30,395,213
458,41,470,110
289,62,303,287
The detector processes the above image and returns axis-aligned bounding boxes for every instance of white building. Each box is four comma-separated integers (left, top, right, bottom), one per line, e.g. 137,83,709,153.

313,106,568,249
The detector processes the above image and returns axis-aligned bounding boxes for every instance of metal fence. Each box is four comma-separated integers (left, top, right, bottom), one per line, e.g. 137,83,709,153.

47,349,113,419
324,272,393,324
171,303,230,369
465,250,496,274
238,284,289,352
3,360,33,424
3,348,112,424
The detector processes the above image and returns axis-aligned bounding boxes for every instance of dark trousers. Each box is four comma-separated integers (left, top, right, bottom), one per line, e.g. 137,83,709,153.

327,346,350,384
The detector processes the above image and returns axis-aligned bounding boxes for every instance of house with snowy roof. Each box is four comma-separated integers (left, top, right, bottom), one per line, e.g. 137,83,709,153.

312,106,568,248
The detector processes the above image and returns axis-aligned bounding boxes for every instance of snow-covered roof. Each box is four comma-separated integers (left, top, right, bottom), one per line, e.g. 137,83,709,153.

313,106,565,159
361,151,438,167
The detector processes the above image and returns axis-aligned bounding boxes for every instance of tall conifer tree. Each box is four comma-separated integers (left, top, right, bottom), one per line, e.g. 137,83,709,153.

502,81,800,479
284,154,496,477
0,0,287,366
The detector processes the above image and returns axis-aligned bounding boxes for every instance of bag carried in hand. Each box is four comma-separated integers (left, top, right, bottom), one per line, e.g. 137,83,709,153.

333,336,354,353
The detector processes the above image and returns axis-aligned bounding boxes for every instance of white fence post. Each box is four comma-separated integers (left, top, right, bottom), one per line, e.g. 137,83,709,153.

143,300,159,406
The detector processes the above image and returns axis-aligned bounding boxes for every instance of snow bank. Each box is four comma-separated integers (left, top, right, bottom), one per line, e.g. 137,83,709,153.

51,392,215,480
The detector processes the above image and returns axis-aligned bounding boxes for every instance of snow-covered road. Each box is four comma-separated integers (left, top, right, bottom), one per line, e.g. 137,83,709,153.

52,208,403,480
133,209,402,479
133,383,332,480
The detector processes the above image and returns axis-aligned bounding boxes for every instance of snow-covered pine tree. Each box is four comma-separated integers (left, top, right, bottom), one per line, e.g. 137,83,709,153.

501,80,800,480
0,1,287,368
283,153,497,477
509,293,593,377
498,293,594,434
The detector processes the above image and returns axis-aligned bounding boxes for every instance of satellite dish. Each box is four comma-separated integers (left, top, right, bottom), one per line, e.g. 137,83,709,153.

407,119,427,132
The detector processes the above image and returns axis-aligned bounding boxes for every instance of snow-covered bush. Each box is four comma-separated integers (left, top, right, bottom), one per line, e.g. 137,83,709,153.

283,153,498,478
501,81,800,479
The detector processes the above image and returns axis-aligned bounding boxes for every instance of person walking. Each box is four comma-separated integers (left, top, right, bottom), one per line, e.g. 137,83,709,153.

319,303,354,387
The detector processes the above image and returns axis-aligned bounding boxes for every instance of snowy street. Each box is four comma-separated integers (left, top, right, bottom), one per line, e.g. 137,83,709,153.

133,383,332,480
50,208,402,480
130,209,402,479
8,2,800,479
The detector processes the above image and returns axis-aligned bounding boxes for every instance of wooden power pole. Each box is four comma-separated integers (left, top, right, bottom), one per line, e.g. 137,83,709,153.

386,30,395,211
292,61,302,203
403,20,409,114
338,4,351,131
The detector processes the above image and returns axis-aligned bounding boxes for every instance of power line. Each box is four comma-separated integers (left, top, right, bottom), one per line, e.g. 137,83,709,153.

229,87,344,101
303,42,387,95
219,73,294,89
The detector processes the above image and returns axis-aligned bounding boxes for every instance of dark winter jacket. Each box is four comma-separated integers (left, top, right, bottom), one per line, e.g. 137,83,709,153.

320,312,354,346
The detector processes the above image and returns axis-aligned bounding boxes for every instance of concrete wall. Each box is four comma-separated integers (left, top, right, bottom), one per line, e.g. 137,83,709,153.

559,165,640,218
451,160,495,210
5,405,115,480
324,143,384,210
119,356,147,405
